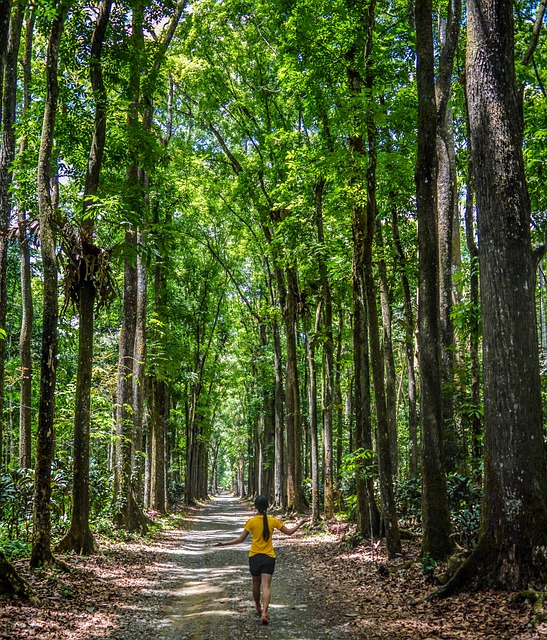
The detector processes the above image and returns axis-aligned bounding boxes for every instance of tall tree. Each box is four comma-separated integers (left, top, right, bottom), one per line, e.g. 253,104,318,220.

114,2,148,532
57,0,113,555
435,0,461,469
31,0,72,569
314,177,335,520
0,0,24,469
440,0,547,592
415,0,454,560
346,8,382,542
306,300,322,521
390,199,418,477
0,0,10,126
17,8,36,471
360,1,401,554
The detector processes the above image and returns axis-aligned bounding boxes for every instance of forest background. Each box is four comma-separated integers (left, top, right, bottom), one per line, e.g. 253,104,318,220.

1,0,547,600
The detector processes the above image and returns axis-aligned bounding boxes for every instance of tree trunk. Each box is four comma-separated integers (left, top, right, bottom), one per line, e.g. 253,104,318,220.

435,0,461,471
258,322,274,500
272,318,285,508
56,280,96,554
150,378,167,512
415,0,454,560
0,550,34,600
346,0,382,543
436,108,458,470
113,3,148,533
114,228,148,531
133,234,147,503
390,202,418,478
376,221,398,478
463,156,481,462
237,453,245,496
363,129,401,559
0,0,24,472
57,0,111,557
284,266,305,512
306,302,321,521
346,0,400,556
18,204,33,470
335,306,344,489
442,0,547,592
0,0,10,124
31,0,70,569
17,9,35,471
352,264,381,540
314,178,335,520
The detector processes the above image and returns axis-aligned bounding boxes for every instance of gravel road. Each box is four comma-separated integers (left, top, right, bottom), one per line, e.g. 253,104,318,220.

105,494,351,640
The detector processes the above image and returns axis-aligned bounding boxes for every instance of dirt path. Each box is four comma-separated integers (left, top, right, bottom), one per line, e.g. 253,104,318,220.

3,496,546,639
105,494,350,640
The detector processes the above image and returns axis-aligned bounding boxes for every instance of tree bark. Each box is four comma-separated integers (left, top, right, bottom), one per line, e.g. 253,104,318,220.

306,302,321,521
376,221,398,478
362,119,401,559
390,202,418,478
114,228,149,531
415,0,454,560
133,232,147,503
113,3,149,533
0,0,10,125
0,0,24,472
57,0,111,557
346,20,382,542
272,317,285,508
440,0,547,592
314,178,335,519
463,153,481,462
352,263,381,540
0,550,34,600
284,266,305,511
31,0,71,569
17,9,36,471
436,0,461,472
150,378,168,512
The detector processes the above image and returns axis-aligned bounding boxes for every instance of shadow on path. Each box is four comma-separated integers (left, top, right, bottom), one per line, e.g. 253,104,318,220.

104,494,348,640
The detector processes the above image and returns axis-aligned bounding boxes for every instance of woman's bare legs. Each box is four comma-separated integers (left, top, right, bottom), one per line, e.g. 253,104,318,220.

252,576,262,614
261,573,273,623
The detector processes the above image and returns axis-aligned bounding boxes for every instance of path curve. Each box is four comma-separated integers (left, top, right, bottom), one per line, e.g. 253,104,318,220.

106,494,350,640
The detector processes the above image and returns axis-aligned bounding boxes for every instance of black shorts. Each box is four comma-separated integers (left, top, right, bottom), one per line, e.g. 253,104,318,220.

249,554,276,576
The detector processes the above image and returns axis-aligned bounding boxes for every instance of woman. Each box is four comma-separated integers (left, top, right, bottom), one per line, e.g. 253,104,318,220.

215,495,308,625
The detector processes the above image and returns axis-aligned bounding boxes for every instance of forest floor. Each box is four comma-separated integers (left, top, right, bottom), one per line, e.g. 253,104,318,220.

1,494,547,639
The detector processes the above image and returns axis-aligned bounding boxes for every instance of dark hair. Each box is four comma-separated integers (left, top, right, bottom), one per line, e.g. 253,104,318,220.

254,495,270,541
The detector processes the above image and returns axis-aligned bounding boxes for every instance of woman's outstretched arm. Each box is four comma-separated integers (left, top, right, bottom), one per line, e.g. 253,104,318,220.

215,529,250,546
280,517,310,536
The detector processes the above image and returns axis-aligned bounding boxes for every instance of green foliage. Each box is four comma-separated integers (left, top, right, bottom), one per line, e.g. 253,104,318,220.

339,448,374,485
446,473,482,547
0,539,32,562
394,476,422,528
338,448,374,514
1,0,544,560
395,473,482,548
168,480,185,504
0,469,34,542
420,552,438,578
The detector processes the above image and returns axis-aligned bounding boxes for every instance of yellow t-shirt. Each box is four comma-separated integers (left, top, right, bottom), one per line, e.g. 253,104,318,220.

244,514,284,558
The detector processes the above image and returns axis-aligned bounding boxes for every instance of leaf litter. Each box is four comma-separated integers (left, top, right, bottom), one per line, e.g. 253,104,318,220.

1,503,546,640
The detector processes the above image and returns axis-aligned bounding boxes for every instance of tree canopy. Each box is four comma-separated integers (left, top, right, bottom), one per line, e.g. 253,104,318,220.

1,0,547,598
